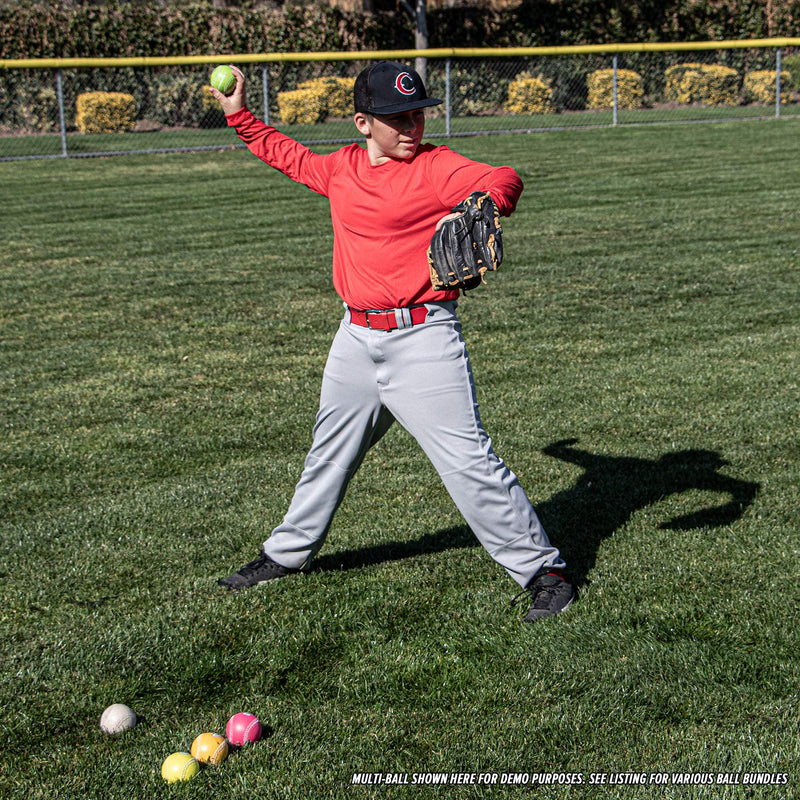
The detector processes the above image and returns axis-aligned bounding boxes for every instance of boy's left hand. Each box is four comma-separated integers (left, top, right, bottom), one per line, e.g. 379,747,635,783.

434,210,465,232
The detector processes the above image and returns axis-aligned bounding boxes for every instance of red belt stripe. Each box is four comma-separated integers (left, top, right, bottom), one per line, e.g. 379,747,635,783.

348,306,429,331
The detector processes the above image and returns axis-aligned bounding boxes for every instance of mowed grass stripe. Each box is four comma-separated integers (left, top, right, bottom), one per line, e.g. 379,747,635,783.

1,118,798,799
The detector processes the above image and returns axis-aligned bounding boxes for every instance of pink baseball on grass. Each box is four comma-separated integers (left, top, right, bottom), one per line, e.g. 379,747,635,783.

226,712,262,745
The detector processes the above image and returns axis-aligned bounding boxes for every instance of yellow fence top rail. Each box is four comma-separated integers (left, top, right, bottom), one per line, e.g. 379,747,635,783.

3,39,800,70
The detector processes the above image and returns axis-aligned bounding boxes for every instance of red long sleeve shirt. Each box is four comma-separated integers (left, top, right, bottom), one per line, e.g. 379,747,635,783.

228,108,524,310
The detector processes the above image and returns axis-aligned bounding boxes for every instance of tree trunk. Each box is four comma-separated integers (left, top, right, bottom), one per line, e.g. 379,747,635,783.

413,0,428,85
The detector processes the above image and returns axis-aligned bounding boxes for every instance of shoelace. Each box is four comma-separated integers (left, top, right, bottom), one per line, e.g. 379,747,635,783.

529,583,563,609
510,574,563,609
510,587,533,608
238,554,270,576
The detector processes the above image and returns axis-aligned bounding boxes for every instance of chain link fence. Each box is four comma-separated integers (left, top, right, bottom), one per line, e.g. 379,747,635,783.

1,43,799,161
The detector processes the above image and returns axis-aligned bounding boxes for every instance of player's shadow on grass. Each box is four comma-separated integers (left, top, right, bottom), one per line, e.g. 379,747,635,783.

534,438,760,587
312,438,759,585
312,524,477,574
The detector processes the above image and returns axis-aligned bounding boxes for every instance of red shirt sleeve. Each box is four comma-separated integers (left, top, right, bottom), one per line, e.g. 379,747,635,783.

426,145,524,217
226,107,333,196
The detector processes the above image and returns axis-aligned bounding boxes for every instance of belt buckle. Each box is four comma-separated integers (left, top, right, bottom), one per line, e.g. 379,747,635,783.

365,310,392,331
362,307,420,331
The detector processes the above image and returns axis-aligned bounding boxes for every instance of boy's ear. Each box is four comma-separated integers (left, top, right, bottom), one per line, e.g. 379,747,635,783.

353,112,372,136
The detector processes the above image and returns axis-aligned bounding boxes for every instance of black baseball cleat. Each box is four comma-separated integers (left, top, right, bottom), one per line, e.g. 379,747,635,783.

218,551,298,590
513,570,576,622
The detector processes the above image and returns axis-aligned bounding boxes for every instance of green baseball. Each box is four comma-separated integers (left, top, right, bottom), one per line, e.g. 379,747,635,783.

210,65,236,95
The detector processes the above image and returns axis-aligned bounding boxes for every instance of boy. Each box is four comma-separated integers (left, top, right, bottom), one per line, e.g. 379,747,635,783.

210,61,574,622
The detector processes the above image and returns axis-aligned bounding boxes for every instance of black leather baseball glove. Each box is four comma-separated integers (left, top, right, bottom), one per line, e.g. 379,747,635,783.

428,191,504,292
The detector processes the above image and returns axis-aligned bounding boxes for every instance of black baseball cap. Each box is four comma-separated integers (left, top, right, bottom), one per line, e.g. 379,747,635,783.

354,61,443,115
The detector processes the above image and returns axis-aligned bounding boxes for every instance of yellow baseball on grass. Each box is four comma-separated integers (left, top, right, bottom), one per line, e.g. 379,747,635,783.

161,752,200,783
191,732,229,765
210,65,236,95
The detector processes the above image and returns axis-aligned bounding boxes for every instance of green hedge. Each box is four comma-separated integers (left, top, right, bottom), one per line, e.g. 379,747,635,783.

783,54,800,90
1,1,799,133
2,1,800,61
0,3,396,59
0,1,400,132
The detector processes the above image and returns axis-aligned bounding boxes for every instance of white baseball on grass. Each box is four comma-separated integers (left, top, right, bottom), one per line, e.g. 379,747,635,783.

100,703,138,734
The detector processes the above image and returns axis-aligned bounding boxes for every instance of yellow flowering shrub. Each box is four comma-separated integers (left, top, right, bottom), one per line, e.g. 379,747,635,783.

664,64,739,106
505,75,554,115
18,86,58,132
201,85,218,111
278,77,356,125
743,70,791,105
278,89,327,125
75,92,136,134
300,77,356,118
587,69,643,110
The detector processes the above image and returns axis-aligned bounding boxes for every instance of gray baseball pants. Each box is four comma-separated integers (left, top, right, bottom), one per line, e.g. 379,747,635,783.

263,301,565,589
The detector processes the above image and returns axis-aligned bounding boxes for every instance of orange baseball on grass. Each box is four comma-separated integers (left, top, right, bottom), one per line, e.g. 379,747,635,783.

191,732,229,765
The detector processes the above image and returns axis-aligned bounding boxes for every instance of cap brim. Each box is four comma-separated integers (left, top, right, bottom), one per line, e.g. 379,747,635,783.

367,96,443,115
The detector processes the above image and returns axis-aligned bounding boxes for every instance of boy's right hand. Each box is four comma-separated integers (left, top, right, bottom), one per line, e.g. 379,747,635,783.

208,65,246,116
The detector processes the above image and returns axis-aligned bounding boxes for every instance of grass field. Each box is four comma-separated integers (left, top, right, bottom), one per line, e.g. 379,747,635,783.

2,101,799,160
1,117,799,799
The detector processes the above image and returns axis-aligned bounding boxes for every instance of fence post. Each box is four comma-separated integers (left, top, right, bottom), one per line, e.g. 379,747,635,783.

262,64,270,125
775,47,782,119
56,69,68,157
612,53,619,126
445,57,451,137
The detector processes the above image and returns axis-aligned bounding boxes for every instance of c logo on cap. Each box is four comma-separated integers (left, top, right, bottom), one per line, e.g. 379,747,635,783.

395,73,417,96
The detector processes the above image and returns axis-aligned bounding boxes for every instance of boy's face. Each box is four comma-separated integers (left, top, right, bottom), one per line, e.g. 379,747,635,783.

355,109,426,165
